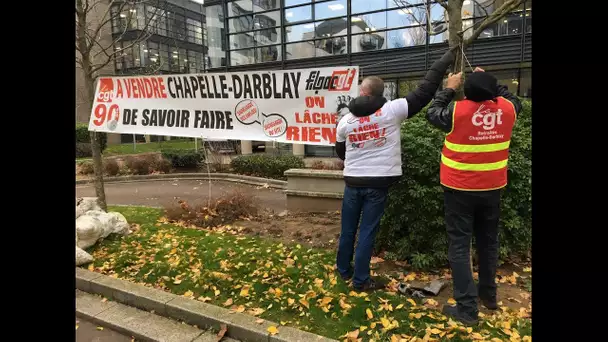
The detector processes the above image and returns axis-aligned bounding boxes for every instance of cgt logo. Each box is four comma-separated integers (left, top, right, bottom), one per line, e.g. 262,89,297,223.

305,68,357,92
472,104,504,130
96,78,114,103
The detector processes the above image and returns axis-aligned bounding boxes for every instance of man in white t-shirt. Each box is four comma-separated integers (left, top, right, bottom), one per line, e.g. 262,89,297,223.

335,50,457,292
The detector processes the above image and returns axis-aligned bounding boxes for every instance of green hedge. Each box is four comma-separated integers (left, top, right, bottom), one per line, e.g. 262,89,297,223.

76,123,107,154
161,149,204,168
378,99,532,269
231,154,305,180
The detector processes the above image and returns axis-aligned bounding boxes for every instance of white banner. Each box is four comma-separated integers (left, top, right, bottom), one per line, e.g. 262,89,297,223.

88,67,359,146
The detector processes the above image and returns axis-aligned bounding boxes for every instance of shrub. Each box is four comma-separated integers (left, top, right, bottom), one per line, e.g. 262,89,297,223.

377,100,532,269
231,154,305,180
153,158,173,174
310,159,344,170
125,156,151,175
76,142,92,158
103,158,120,176
164,191,258,228
79,161,95,175
76,124,107,152
161,149,204,168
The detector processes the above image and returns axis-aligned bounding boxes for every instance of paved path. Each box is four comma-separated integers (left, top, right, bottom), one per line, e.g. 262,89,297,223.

76,317,133,342
76,179,286,211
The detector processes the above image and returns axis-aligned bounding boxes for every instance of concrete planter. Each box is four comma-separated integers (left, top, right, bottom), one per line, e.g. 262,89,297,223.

284,169,344,212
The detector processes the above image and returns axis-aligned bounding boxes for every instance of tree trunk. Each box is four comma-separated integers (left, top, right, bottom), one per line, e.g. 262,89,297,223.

447,0,465,100
84,72,108,212
77,0,107,212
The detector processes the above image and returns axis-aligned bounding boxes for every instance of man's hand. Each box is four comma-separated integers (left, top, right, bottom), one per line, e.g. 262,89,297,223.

474,67,485,72
446,72,463,90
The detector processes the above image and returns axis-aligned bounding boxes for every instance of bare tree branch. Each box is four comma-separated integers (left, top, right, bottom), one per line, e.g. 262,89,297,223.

463,0,524,47
436,0,448,10
472,0,489,18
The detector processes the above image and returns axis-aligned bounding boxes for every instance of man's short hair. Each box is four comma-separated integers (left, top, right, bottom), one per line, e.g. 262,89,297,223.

361,76,385,97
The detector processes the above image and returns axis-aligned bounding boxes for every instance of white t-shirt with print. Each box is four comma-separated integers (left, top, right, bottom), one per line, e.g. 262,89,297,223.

336,99,410,177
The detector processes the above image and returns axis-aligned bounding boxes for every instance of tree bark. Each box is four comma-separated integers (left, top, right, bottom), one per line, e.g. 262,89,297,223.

76,0,107,211
447,0,465,99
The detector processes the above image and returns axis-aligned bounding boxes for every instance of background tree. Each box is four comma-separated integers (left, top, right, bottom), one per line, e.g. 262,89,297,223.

75,0,168,210
393,0,525,97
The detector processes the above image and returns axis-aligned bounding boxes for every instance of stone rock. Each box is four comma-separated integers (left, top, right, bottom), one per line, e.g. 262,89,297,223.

76,246,94,266
76,215,103,249
83,210,130,237
76,197,103,218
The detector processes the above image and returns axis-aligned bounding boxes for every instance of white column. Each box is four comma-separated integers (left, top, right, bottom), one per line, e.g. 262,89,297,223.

292,143,305,157
241,140,253,155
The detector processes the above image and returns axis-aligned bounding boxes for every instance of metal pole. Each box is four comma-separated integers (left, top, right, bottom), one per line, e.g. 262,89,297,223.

133,134,136,152
194,138,198,151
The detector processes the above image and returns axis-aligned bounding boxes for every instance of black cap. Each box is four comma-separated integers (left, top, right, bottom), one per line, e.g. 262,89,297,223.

464,72,498,102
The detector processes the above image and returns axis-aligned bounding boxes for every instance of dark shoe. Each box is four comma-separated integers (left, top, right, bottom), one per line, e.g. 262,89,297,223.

353,278,385,292
336,269,352,281
442,305,479,327
479,295,498,310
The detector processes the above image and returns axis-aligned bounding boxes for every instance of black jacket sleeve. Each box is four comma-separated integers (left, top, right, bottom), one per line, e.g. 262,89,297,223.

497,85,523,115
426,88,456,133
336,141,346,160
405,50,455,118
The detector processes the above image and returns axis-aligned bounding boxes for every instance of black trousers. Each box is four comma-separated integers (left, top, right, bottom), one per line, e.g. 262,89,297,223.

443,187,501,315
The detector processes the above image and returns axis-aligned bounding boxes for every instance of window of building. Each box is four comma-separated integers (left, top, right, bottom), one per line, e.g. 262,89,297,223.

286,22,315,42
253,0,279,12
314,0,347,21
525,0,532,33
255,28,280,45
169,47,182,72
285,0,310,8
230,33,256,50
256,45,281,62
186,18,203,45
230,49,256,66
520,68,531,98
146,6,168,36
351,31,386,52
286,41,315,60
206,4,227,68
284,5,312,24
159,43,170,71
351,12,387,33
167,11,187,40
228,0,253,17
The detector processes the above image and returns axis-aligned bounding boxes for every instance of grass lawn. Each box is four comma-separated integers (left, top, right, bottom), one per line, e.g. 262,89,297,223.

84,206,531,342
103,139,196,156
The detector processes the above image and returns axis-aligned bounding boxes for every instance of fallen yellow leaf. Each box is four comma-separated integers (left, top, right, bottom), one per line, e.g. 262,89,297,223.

470,332,484,340
360,326,367,331
197,296,211,302
240,285,250,297
380,316,391,328
345,329,359,340
214,289,221,296
395,304,404,310
223,298,233,306
256,319,264,324
288,298,295,305
267,326,279,335
248,308,265,316
366,308,374,319
75,325,79,330
447,298,456,305
280,321,287,325
299,298,310,309
430,328,441,335
96,327,104,331
183,290,194,298
390,334,399,342
235,305,246,313
407,298,416,307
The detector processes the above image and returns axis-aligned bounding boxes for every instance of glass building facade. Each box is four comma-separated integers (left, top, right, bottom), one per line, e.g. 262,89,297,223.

107,0,532,154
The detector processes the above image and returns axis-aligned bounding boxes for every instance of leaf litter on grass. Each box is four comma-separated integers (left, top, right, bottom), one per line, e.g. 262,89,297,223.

85,206,532,341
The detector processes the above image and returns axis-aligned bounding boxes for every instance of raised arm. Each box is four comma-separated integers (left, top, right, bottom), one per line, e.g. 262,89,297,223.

425,72,463,133
402,50,456,119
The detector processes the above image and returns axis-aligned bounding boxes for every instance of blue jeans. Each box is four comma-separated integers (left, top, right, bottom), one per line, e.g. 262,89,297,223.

336,185,389,288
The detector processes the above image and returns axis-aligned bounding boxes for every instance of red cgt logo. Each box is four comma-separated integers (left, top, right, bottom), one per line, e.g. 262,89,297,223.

329,69,357,92
96,78,114,103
